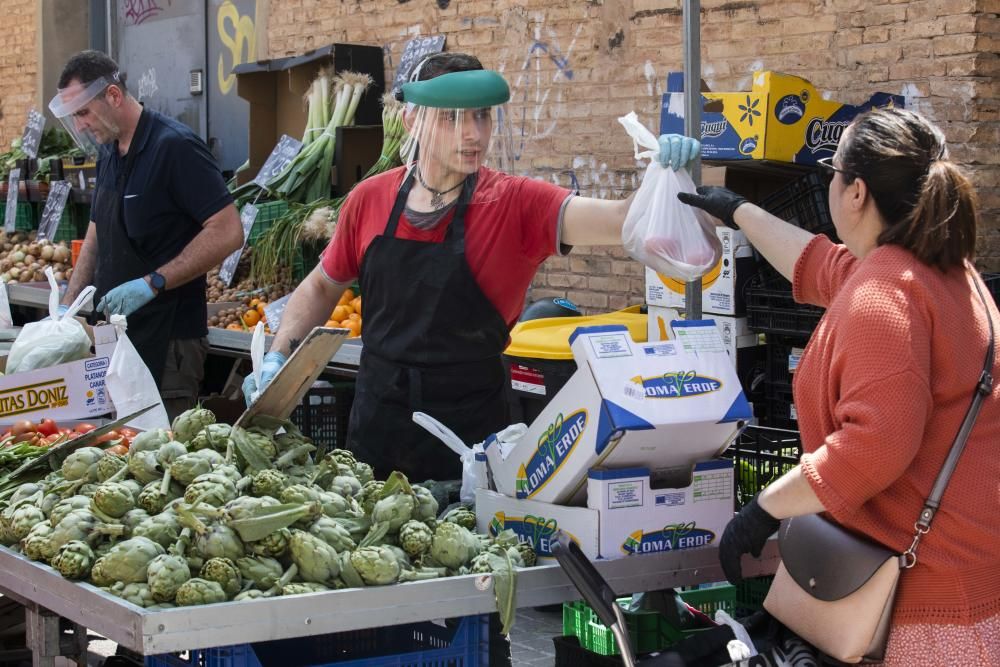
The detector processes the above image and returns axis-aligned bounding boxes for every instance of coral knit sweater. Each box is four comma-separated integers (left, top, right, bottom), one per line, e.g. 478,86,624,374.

792,235,1000,626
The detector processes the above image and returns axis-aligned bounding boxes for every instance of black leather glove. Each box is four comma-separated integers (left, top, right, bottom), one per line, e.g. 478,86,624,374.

677,186,748,229
718,495,780,584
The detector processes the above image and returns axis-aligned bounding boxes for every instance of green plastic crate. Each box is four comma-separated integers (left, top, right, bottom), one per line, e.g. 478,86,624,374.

51,205,82,243
1,201,36,232
247,199,289,246
562,586,739,657
736,575,773,612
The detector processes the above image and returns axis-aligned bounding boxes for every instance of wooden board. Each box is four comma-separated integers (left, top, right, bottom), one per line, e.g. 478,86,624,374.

235,327,348,427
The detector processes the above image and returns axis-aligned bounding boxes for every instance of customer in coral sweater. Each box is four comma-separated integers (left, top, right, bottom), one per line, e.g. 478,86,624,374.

679,107,999,666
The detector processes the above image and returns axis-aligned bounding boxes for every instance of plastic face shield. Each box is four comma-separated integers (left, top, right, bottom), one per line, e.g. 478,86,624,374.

399,69,516,189
48,75,118,157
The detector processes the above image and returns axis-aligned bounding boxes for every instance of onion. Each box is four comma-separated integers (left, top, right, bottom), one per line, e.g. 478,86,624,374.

11,251,24,263
9,268,20,280
40,245,54,260
27,243,39,256
33,270,44,282
54,272,64,281
0,273,9,282
23,254,35,265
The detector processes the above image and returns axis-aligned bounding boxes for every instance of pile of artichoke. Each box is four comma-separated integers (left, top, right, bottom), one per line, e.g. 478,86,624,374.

0,408,533,624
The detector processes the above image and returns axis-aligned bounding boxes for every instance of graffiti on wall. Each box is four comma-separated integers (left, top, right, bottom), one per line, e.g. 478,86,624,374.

122,0,165,26
136,68,159,101
216,0,257,95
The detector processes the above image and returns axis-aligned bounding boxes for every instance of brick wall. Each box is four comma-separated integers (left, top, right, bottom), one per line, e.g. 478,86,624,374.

0,0,39,153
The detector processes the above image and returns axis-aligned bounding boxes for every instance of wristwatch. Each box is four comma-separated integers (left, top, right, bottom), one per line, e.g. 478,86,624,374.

148,271,166,294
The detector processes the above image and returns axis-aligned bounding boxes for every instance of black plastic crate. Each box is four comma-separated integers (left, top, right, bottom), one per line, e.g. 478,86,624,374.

723,425,802,508
982,273,1000,308
745,274,824,340
765,338,805,388
760,171,838,239
553,635,633,667
761,382,797,430
289,383,355,456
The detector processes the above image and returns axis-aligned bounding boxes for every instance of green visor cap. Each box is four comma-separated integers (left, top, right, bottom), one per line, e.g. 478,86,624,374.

401,69,511,108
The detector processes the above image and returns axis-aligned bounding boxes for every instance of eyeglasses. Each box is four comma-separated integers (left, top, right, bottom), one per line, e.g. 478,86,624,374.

817,156,853,180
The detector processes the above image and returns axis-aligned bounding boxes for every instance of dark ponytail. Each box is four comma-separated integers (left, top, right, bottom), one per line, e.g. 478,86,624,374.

839,108,978,271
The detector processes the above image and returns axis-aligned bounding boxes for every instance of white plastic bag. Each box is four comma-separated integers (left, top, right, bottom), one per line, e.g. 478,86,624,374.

618,111,722,282
412,411,490,503
0,280,13,330
6,267,95,373
248,322,266,404
105,314,170,431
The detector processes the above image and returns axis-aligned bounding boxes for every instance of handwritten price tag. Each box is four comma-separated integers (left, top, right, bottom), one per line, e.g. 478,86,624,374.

21,109,46,159
36,181,72,241
4,169,20,234
253,135,303,189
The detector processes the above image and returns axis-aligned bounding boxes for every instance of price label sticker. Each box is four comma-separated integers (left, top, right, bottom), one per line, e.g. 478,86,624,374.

4,168,20,234
263,293,291,334
21,109,46,159
36,181,72,242
253,135,303,189
219,203,258,287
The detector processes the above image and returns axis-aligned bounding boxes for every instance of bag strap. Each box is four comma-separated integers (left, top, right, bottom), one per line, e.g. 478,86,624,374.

903,272,995,568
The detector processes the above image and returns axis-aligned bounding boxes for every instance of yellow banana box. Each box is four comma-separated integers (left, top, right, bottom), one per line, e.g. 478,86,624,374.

660,71,903,164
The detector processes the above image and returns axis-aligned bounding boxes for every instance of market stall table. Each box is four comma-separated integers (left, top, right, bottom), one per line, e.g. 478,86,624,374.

0,541,778,660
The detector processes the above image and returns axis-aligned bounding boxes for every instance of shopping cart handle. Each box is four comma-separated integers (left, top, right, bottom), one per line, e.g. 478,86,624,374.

551,530,619,628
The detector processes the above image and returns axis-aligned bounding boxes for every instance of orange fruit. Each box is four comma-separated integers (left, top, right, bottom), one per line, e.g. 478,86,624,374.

226,323,242,331
343,319,361,338
351,296,361,314
249,298,261,309
331,305,350,321
242,309,261,327
347,312,361,322
325,319,339,328
337,288,355,306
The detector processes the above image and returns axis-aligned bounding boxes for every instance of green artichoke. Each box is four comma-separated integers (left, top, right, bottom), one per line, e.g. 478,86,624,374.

200,557,242,598
328,475,362,498
175,578,227,606
95,454,127,483
184,473,238,507
10,504,45,540
354,462,374,485
146,553,191,603
372,493,415,533
92,482,135,519
411,485,439,523
288,530,340,585
132,512,182,550
49,496,92,527
172,407,216,444
127,450,163,485
50,540,94,579
319,491,360,520
236,556,283,589
130,429,171,453
430,522,481,570
251,469,288,498
189,423,233,453
280,484,322,505
91,536,165,584
308,517,356,552
234,590,266,601
212,464,244,486
118,582,156,608
120,509,151,537
281,582,330,596
138,481,181,515
442,506,477,531
61,447,104,482
164,453,214,489
48,510,125,559
248,527,291,558
399,520,433,559
193,523,244,561
328,449,357,469
350,546,402,586
357,481,384,515
39,493,61,519
222,495,279,523
20,523,53,561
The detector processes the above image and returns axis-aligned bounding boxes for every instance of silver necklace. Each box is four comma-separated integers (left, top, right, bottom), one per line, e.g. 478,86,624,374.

416,169,464,208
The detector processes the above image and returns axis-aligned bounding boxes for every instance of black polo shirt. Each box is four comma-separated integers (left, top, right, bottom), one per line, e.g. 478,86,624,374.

92,108,232,339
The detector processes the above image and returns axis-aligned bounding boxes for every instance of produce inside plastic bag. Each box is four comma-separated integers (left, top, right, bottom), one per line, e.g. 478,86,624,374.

618,111,722,282
105,314,171,431
5,267,95,373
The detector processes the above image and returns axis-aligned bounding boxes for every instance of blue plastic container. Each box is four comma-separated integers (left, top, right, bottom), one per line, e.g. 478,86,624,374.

145,615,489,667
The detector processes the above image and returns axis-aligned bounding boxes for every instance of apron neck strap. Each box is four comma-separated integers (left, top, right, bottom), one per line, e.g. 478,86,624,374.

385,169,476,253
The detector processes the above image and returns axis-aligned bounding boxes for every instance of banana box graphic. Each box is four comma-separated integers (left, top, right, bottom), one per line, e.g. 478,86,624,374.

484,324,750,505
0,325,117,423
659,70,903,165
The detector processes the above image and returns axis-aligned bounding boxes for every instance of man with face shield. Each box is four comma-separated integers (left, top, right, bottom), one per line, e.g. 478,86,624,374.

243,53,699,482
52,51,244,418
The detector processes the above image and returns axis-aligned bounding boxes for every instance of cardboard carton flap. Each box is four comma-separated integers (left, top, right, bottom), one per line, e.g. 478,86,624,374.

236,327,347,427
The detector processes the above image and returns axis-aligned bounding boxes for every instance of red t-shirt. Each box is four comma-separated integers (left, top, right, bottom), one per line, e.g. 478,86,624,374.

321,166,571,328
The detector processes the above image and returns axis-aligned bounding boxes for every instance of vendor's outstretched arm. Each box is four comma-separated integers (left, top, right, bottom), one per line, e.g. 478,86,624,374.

269,266,349,356
561,193,635,246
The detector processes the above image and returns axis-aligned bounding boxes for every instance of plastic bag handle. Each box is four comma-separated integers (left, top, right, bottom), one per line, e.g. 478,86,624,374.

617,111,660,161
412,411,472,458
46,266,94,320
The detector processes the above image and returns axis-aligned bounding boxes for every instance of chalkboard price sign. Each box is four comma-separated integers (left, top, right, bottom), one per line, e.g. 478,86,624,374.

21,109,46,160
263,293,291,333
36,181,72,242
219,203,259,287
392,35,446,94
253,135,304,189
4,169,21,234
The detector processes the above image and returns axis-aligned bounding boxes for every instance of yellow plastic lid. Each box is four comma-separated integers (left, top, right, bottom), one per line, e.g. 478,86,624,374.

505,305,649,361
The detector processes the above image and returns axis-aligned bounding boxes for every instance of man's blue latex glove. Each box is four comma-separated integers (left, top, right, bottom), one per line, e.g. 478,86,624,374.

242,350,288,406
657,134,701,171
96,277,156,316
43,304,70,322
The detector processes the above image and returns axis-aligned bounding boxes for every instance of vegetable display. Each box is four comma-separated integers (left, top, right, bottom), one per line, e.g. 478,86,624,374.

0,232,74,285
0,408,529,632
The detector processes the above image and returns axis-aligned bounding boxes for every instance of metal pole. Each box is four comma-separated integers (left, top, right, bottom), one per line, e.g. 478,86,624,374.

683,0,703,321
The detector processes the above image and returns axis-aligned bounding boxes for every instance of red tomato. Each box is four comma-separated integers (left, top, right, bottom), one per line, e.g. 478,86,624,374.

119,428,139,439
36,419,59,437
93,430,120,445
42,433,62,446
104,443,129,456
74,423,98,434
11,420,37,437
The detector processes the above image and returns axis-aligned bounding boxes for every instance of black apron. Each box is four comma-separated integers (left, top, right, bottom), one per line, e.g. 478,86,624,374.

92,145,178,386
346,171,511,482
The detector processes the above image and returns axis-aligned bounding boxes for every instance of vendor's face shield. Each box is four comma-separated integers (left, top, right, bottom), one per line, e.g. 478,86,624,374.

48,75,122,156
399,70,515,191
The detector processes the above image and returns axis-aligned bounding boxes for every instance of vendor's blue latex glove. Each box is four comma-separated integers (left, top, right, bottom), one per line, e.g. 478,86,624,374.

43,304,69,322
657,134,701,171
96,277,156,317
242,350,288,406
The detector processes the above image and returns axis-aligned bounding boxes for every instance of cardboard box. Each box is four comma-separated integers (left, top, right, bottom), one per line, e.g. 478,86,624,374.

660,71,903,165
234,43,385,186
645,228,756,316
589,460,733,558
0,325,117,422
476,460,734,561
648,307,759,360
483,323,751,505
